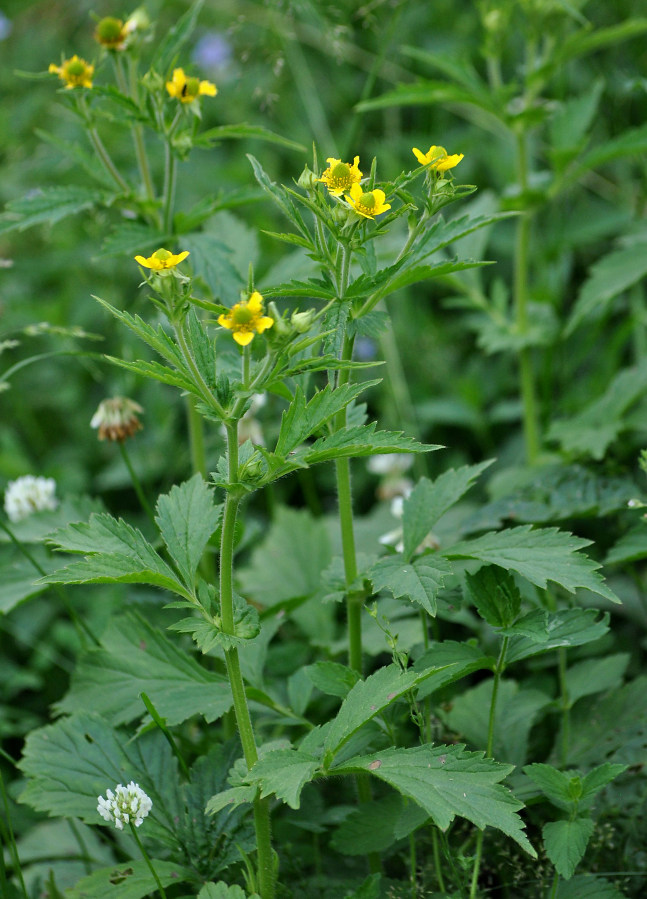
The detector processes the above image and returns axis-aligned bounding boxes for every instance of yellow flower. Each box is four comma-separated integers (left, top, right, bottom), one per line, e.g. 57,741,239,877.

165,68,217,103
218,291,274,346
134,248,190,270
48,55,94,90
412,145,464,172
345,182,391,220
317,156,362,196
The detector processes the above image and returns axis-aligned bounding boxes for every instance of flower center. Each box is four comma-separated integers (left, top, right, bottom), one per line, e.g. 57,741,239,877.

96,17,124,43
332,162,350,180
184,77,200,98
67,60,87,76
232,305,255,326
359,192,376,209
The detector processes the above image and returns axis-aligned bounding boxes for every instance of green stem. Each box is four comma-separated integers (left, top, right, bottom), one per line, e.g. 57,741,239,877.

558,647,570,767
514,131,540,464
409,828,417,898
163,141,177,235
130,823,167,899
0,518,98,647
549,869,560,899
0,768,29,899
185,395,208,479
119,441,156,528
432,826,445,892
470,636,509,899
77,96,129,193
221,422,275,899
174,321,227,419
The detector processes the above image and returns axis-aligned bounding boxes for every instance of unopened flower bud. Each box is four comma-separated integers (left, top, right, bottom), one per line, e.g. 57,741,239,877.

290,308,316,333
297,164,317,190
267,301,291,337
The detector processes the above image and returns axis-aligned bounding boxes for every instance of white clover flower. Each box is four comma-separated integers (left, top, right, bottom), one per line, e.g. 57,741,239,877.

97,781,152,830
4,475,58,522
366,453,413,476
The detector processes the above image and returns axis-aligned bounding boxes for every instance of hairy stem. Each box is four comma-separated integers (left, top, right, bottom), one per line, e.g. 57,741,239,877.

119,440,156,528
130,823,167,899
221,422,275,899
470,636,509,899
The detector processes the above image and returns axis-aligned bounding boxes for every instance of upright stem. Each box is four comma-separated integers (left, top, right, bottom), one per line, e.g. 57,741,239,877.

163,141,177,236
221,422,275,899
469,636,509,899
557,647,570,767
514,130,540,464
119,441,156,528
130,823,167,899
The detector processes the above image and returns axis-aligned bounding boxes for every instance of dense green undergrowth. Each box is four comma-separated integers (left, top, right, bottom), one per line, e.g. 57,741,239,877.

2,1,647,898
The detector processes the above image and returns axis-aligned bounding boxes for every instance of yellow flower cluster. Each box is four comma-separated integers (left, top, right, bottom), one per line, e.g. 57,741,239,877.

318,156,391,220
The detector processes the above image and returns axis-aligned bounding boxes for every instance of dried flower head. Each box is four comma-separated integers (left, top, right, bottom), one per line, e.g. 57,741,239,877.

345,182,391,220
91,397,143,442
217,291,274,346
318,156,362,196
4,476,58,522
97,782,152,830
48,55,94,89
165,67,217,103
412,145,464,172
134,248,189,271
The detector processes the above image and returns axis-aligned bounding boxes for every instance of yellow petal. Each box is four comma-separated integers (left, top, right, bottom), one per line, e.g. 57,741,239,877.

217,314,233,330
256,317,274,333
173,251,190,264
134,255,152,267
247,291,264,314
199,80,217,97
233,330,254,346
412,147,427,165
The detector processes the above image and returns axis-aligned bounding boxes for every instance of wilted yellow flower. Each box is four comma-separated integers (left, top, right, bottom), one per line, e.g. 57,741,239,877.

345,182,391,220
317,156,362,196
165,68,217,103
134,248,190,270
412,145,464,172
91,397,143,442
218,291,274,346
48,55,94,89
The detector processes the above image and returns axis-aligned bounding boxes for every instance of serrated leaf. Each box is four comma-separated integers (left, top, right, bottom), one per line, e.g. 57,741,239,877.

579,763,628,808
466,565,521,628
304,661,361,698
183,231,243,298
43,513,189,597
543,818,594,880
566,676,647,767
104,356,197,391
205,785,257,817
504,609,610,665
555,875,625,898
412,211,517,261
369,553,452,615
18,713,181,842
414,641,496,700
402,461,493,560
566,244,647,334
605,525,647,565
199,123,305,153
0,546,50,612
101,222,166,257
0,186,112,235
247,748,320,808
298,423,441,465
155,475,221,588
55,612,232,725
444,525,620,603
65,860,193,899
568,122,647,182
332,744,536,856
524,763,578,811
321,300,352,361
274,381,379,458
95,297,184,367
323,664,447,759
